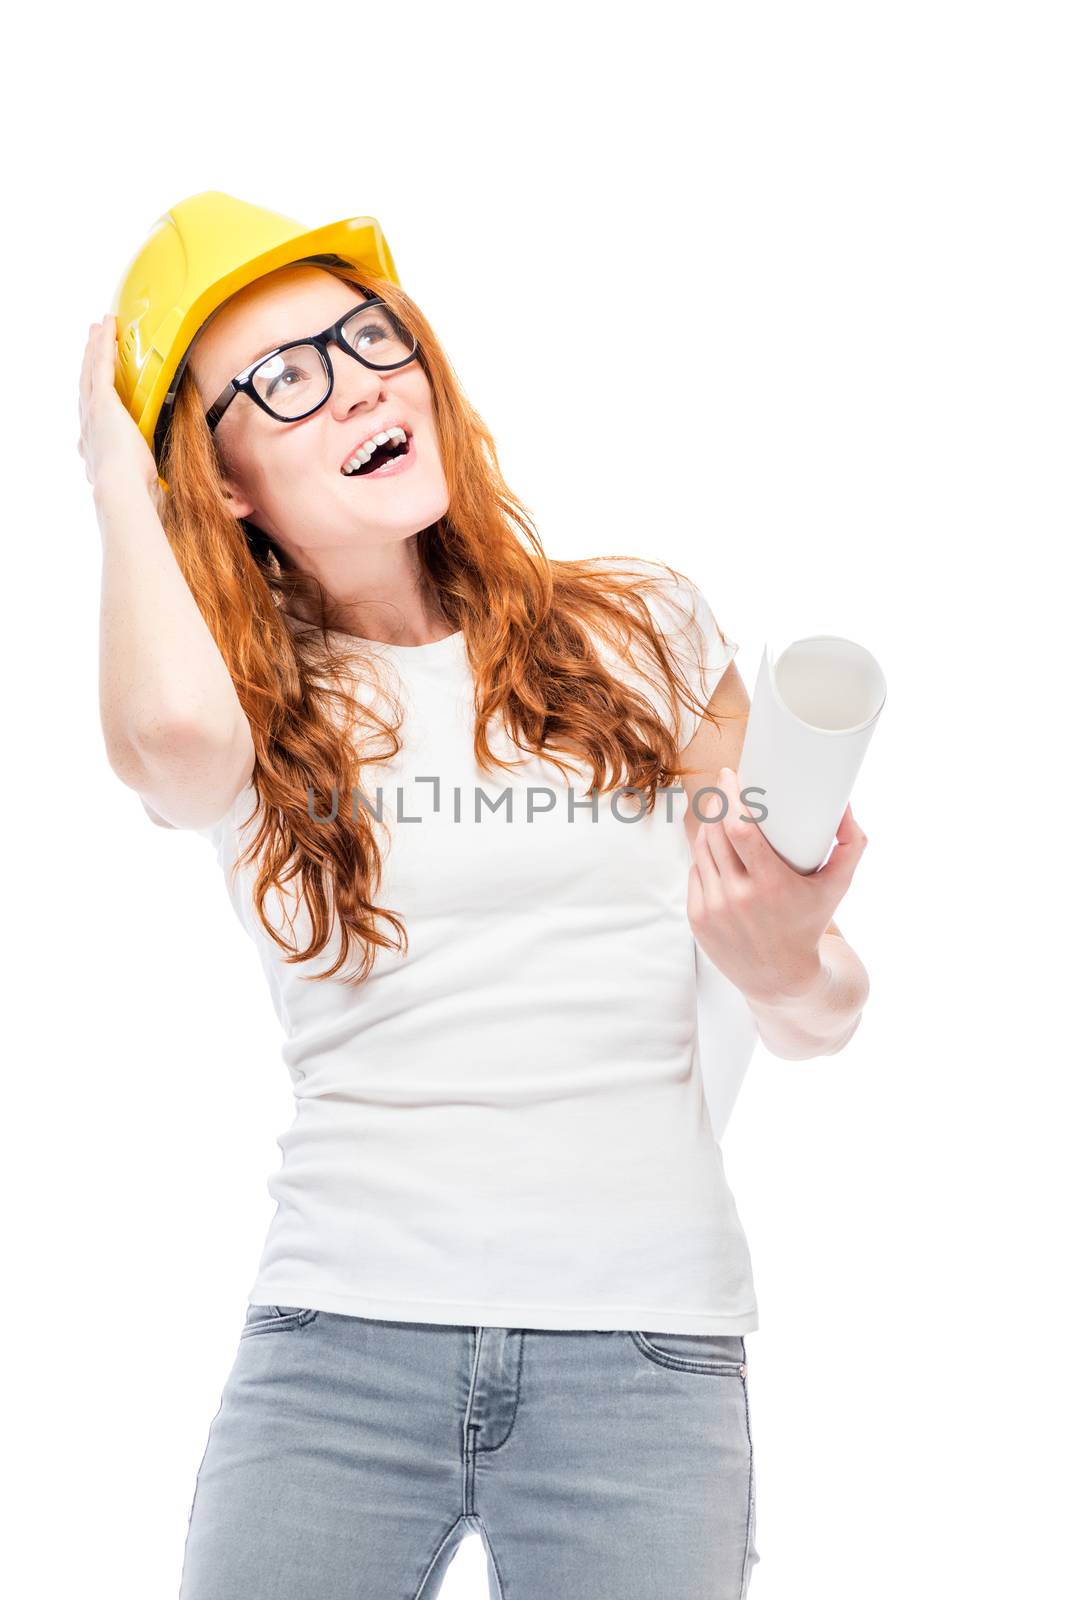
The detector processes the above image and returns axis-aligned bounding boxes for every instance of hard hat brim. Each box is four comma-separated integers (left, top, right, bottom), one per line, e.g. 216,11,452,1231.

115,209,401,467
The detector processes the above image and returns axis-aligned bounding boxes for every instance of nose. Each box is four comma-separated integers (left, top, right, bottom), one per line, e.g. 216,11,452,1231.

327,340,390,423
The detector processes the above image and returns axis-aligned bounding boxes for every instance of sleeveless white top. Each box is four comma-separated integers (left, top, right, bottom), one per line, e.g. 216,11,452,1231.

194,559,759,1332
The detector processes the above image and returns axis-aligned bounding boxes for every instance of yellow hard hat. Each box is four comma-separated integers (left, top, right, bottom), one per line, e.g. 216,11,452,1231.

110,189,403,468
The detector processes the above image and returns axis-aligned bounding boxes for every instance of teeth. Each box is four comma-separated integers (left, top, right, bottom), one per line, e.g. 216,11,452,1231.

341,426,409,474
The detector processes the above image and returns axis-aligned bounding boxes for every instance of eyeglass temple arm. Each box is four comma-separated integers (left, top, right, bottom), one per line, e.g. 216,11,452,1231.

205,382,238,433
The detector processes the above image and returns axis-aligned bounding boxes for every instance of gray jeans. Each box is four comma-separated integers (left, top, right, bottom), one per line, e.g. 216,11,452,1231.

179,1305,759,1599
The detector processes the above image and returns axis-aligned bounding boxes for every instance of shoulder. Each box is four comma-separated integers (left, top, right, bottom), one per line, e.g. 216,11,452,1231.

586,554,730,658
581,556,739,748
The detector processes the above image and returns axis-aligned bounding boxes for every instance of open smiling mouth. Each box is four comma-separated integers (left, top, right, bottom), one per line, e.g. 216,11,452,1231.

341,431,413,477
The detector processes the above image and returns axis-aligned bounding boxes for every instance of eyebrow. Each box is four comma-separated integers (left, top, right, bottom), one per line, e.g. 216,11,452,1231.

246,336,286,366
242,296,373,369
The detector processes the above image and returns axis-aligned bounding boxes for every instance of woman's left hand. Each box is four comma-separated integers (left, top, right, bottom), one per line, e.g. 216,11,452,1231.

687,766,868,1004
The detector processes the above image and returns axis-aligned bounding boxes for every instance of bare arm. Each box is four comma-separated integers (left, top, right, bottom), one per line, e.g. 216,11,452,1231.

80,316,255,829
95,475,255,828
739,932,870,1060
679,661,870,1060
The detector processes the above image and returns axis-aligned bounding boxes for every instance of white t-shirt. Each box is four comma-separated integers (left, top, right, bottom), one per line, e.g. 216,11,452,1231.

194,559,759,1333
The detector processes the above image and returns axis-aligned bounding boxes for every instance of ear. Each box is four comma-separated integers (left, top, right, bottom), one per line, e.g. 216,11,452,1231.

219,477,255,520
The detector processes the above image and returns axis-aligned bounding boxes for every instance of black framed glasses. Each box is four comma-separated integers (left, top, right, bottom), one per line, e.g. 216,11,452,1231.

204,297,420,433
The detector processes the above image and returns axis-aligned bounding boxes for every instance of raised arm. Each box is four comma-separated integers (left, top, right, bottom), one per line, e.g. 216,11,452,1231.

80,315,255,830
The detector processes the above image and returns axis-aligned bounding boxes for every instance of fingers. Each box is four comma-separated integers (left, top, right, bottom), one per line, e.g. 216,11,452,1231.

78,324,98,472
687,857,715,931
716,768,769,870
95,313,116,397
696,813,745,884
832,803,868,868
816,804,868,895
688,777,738,888
79,321,97,435
697,766,773,882
837,801,867,849
78,315,116,474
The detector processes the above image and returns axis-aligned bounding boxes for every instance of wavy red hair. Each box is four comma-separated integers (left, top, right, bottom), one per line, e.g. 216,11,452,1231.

157,254,736,984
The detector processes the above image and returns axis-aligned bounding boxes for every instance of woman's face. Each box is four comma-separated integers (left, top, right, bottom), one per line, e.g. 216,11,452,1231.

187,265,449,561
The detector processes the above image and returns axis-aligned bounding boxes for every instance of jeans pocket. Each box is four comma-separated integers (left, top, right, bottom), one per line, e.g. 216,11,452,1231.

240,1303,321,1338
629,1329,748,1374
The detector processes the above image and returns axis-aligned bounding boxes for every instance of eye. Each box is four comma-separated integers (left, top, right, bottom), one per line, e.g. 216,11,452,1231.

264,363,313,398
354,325,388,351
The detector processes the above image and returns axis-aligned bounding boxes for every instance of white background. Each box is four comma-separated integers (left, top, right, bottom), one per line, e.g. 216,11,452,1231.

3,2,1064,1595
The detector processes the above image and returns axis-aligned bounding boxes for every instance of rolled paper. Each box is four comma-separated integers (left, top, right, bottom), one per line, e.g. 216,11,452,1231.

738,636,886,874
695,635,886,1141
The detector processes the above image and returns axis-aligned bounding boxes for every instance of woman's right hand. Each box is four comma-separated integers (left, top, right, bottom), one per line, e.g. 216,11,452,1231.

78,313,166,517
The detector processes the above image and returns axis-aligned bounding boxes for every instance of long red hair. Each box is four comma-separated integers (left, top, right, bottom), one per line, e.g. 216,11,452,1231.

158,254,735,984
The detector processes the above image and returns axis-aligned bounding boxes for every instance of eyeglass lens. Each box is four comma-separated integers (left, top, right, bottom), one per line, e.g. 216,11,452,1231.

251,303,417,420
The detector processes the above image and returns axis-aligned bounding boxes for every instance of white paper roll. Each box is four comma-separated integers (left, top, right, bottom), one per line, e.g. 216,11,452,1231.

695,635,886,1141
739,636,886,874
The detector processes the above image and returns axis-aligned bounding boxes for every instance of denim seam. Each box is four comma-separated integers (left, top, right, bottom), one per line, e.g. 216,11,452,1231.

183,1396,225,1533
471,1332,526,1455
629,1330,747,1375
461,1333,481,1516
467,1513,507,1600
410,1515,469,1600
240,1308,320,1338
738,1334,755,1600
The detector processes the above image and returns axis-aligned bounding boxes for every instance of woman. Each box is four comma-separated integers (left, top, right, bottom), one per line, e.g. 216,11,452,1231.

79,191,869,1600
